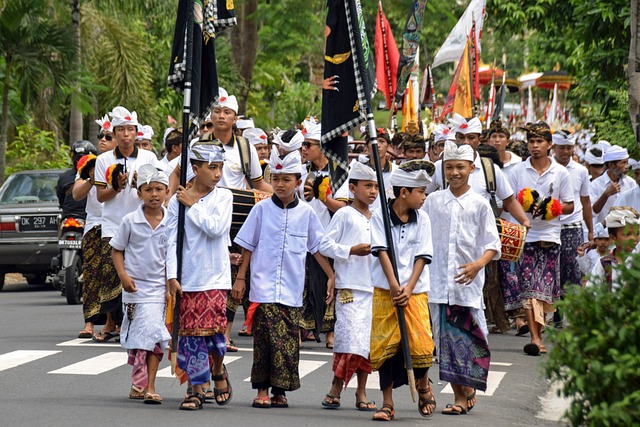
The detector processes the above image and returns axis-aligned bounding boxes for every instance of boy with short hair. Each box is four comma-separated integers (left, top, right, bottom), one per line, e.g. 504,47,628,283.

423,142,501,415
369,160,435,421
319,161,378,412
110,165,171,404
232,149,335,409
166,140,234,410
577,223,610,276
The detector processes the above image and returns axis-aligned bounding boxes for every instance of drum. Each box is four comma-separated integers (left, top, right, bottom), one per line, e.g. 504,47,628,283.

224,187,272,237
496,218,527,262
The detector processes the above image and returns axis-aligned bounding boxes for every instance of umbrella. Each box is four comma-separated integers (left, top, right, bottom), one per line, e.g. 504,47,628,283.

535,69,572,90
518,72,543,89
478,63,504,86
504,77,521,93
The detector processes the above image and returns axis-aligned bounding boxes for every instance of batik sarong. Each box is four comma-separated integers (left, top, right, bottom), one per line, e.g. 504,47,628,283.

128,344,164,390
301,254,335,334
518,242,561,305
432,304,491,392
120,302,170,351
560,226,584,290
483,260,510,332
499,260,522,312
251,303,301,391
94,237,123,323
177,290,227,385
81,225,105,323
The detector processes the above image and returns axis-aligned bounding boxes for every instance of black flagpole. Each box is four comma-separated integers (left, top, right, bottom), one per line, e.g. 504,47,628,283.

348,0,417,403
171,0,194,374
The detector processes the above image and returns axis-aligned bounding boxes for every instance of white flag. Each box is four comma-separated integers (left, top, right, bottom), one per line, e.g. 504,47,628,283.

432,0,485,68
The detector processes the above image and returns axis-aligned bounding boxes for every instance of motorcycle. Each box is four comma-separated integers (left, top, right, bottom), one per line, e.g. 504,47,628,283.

51,217,84,305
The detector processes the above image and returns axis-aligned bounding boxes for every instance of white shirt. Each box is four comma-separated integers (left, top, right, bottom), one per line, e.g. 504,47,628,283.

94,147,159,237
590,172,636,225
555,158,591,225
165,187,233,291
218,137,263,189
300,164,351,228
577,248,607,275
424,188,501,309
507,158,574,244
337,159,396,212
371,200,433,293
110,205,168,304
502,151,522,170
427,155,514,205
319,206,373,292
235,196,324,307
614,185,640,212
74,176,102,235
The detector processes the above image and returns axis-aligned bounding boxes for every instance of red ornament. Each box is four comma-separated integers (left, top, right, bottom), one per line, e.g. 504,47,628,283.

460,123,468,129
137,131,143,136
302,128,307,134
260,135,267,140
104,121,111,129
220,96,227,102
276,164,283,170
124,116,132,121
443,128,449,134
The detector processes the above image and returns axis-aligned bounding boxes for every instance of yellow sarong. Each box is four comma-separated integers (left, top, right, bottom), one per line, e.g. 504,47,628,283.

370,288,434,371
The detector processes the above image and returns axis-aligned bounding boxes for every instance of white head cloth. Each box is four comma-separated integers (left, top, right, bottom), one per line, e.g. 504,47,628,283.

302,117,322,141
603,145,629,162
449,113,482,135
95,115,113,133
136,125,154,141
136,164,169,189
628,159,640,171
593,223,609,239
274,130,304,152
349,161,377,181
552,131,573,146
163,127,177,144
108,106,140,128
443,141,474,162
267,149,303,175
606,206,640,228
216,87,238,114
243,128,269,146
390,162,432,188
432,124,456,143
189,142,225,164
597,139,611,148
237,117,255,130
584,145,605,165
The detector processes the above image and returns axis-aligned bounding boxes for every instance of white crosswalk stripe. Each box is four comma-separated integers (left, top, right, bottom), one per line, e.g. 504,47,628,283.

440,370,507,396
243,360,327,382
156,355,242,378
48,352,128,375
0,350,60,372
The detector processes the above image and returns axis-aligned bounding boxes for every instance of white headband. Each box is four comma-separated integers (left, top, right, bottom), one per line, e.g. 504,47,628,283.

267,149,302,175
109,106,140,128
136,164,169,189
349,161,377,181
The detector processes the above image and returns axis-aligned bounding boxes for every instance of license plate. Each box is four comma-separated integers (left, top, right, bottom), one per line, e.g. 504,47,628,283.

59,239,82,249
20,215,58,231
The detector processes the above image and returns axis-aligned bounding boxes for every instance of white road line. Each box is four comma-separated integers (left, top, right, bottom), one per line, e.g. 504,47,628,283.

48,352,128,375
346,370,380,389
56,338,120,348
243,360,327,382
0,350,61,372
156,356,242,378
237,347,332,357
440,371,507,397
490,362,513,367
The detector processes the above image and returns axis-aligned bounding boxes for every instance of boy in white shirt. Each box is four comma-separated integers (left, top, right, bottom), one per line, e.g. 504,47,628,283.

110,165,171,405
232,149,335,409
319,162,378,412
423,142,501,415
369,160,435,421
166,140,234,410
577,223,611,275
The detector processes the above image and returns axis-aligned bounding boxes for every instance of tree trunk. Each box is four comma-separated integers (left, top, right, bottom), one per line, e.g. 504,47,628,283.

0,55,12,185
68,0,83,144
230,0,259,115
628,0,640,147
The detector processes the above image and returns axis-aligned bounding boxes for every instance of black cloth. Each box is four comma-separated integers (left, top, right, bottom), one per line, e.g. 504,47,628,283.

378,347,428,390
56,168,86,220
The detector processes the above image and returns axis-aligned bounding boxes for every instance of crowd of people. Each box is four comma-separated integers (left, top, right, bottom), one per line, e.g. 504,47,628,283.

58,87,640,420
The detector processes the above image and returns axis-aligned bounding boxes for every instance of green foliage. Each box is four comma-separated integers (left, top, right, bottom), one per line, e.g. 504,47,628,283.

546,253,640,426
6,124,69,174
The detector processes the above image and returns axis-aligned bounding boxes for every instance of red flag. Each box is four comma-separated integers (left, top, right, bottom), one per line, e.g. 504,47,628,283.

375,2,399,108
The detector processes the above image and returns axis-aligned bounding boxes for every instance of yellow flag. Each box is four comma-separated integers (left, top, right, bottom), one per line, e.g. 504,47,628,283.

401,78,417,131
452,41,472,117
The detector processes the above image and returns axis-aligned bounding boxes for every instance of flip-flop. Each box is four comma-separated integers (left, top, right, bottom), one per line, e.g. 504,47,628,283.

322,393,341,409
270,395,288,408
466,389,477,412
524,343,541,356
516,324,530,336
355,400,377,411
143,392,163,405
93,330,119,342
442,404,467,415
252,396,271,408
78,330,93,339
226,341,239,352
237,329,252,337
129,385,146,400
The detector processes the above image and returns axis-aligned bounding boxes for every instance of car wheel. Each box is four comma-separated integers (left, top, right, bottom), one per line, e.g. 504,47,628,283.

24,273,47,285
65,256,83,305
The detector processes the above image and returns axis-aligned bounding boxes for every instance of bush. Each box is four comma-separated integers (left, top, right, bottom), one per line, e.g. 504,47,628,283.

546,252,640,426
6,123,70,175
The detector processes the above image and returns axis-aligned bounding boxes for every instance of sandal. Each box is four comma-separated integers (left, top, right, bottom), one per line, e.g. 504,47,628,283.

524,343,541,356
203,387,215,403
179,393,204,411
143,392,163,405
238,329,252,337
129,385,146,400
252,396,271,408
226,340,239,352
539,345,548,354
211,364,232,406
355,400,377,411
321,393,341,409
78,330,93,339
372,404,395,421
270,395,288,408
93,330,118,342
442,403,467,415
417,386,436,418
466,389,477,412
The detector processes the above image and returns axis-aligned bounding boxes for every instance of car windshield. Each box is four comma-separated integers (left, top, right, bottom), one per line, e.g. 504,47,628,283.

0,173,60,205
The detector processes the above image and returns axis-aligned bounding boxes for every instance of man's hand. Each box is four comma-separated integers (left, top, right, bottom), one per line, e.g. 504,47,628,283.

175,186,199,207
231,278,245,301
230,252,243,266
350,243,371,256
455,261,483,285
168,278,182,299
303,182,314,202
326,275,335,304
117,172,128,191
121,276,137,293
604,182,621,197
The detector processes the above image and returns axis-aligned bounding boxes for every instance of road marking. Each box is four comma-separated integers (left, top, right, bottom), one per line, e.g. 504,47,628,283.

490,362,513,367
440,371,507,396
57,338,120,348
237,347,332,357
346,370,380,389
0,350,61,372
156,356,242,378
48,352,128,375
243,360,327,382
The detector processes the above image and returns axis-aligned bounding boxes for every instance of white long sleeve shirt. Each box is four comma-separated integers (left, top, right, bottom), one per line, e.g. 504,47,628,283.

555,158,590,225
590,172,636,225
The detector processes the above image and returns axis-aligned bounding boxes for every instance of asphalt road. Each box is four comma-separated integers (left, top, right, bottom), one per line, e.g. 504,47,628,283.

0,280,568,427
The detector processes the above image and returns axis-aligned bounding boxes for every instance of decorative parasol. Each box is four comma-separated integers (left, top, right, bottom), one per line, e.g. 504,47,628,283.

517,72,543,89
478,62,504,86
535,69,572,90
504,77,521,93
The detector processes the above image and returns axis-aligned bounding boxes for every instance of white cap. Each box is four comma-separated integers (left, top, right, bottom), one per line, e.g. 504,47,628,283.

349,161,377,181
243,128,269,146
432,124,456,143
267,149,303,175
216,87,238,114
189,142,225,164
449,113,482,135
302,116,322,141
390,160,433,188
136,164,169,189
593,223,609,239
584,145,605,165
603,145,629,162
443,141,474,162
597,139,611,148
136,125,154,141
629,159,640,171
95,114,113,133
237,117,255,130
108,106,140,128
605,206,640,228
274,130,304,152
552,130,573,146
